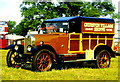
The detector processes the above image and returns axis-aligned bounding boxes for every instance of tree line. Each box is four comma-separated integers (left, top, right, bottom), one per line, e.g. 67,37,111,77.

8,1,118,36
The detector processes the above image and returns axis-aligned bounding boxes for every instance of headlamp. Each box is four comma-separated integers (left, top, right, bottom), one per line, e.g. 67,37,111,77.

27,45,32,52
14,45,19,51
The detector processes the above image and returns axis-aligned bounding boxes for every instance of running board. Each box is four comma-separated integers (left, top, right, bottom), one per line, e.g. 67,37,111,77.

64,59,96,62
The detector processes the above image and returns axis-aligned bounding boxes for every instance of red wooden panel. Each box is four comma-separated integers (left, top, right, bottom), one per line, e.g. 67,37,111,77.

107,40,112,47
99,40,105,44
91,35,97,38
107,35,113,38
70,40,79,51
91,40,97,49
82,40,89,50
82,35,89,38
99,35,105,38
70,35,79,38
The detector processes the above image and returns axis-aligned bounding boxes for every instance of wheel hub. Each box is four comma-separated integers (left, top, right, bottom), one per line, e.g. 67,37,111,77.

102,59,107,62
13,55,21,63
36,52,52,71
98,51,110,68
42,60,46,64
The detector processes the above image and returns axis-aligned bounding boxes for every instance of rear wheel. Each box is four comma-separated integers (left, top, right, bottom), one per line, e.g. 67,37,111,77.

6,50,21,68
32,49,53,72
96,50,111,68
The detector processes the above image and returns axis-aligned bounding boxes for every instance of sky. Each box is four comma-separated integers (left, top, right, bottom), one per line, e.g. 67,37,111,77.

0,0,23,24
0,0,120,24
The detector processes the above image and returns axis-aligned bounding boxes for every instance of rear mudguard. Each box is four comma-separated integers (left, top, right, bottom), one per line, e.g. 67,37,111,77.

94,45,116,58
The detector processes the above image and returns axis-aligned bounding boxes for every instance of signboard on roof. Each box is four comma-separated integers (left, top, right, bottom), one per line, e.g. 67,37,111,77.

82,22,114,33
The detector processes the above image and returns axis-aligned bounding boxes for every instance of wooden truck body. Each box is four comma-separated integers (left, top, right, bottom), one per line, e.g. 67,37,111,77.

6,16,115,71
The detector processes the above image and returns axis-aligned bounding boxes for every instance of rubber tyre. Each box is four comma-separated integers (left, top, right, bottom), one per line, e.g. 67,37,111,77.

32,49,53,72
6,50,21,68
96,50,111,68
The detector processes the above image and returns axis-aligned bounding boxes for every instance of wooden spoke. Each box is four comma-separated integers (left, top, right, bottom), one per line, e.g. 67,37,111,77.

36,52,52,71
98,51,110,68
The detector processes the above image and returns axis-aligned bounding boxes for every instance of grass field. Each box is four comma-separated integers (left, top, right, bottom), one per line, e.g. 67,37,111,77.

1,50,119,80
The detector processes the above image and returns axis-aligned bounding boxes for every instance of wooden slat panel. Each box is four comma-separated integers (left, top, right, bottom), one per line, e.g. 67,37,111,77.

99,35,105,38
82,40,89,50
99,40,105,44
82,35,89,38
107,40,112,47
91,35,97,38
70,40,79,51
107,35,113,38
91,40,97,49
70,35,79,38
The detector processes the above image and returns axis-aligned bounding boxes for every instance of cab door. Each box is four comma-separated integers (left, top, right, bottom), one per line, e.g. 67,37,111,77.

68,33,83,53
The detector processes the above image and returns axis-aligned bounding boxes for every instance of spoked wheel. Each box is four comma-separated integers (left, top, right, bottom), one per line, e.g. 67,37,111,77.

96,50,111,68
32,49,53,72
6,50,21,68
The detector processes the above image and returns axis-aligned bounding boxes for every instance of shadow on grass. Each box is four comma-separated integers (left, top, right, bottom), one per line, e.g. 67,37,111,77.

54,62,97,70
21,61,97,72
115,53,120,56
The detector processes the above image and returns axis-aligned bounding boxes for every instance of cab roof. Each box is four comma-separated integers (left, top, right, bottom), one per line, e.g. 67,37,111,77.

44,16,114,23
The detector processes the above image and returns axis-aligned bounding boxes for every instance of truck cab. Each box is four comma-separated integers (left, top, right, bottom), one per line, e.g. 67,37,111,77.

6,16,115,71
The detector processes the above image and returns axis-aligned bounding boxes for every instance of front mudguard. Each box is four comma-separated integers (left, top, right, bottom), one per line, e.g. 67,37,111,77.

5,44,15,49
8,44,24,54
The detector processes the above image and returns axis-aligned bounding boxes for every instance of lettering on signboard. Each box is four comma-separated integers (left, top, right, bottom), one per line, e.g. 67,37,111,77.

106,29,113,31
85,28,93,31
84,23,113,28
94,28,105,31
83,22,114,32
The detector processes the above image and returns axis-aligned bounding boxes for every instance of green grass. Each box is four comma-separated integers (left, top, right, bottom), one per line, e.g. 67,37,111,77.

1,50,119,80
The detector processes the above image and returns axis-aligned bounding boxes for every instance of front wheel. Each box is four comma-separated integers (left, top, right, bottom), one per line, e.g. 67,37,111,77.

96,50,111,68
32,49,53,72
6,50,21,68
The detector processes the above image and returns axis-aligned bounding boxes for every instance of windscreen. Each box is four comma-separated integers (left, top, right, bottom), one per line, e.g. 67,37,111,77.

40,22,69,34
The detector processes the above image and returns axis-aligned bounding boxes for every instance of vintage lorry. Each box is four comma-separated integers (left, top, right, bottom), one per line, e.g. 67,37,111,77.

6,16,116,71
